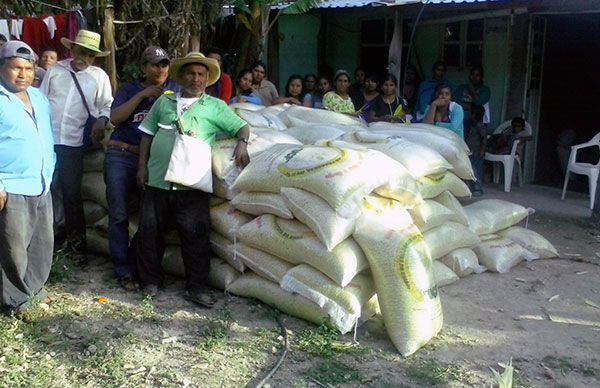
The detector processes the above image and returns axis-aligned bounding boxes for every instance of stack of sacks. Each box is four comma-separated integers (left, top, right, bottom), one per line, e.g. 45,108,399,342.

463,199,558,273
81,148,110,256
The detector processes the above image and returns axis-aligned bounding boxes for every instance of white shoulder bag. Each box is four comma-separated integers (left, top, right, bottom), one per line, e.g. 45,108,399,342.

164,96,213,192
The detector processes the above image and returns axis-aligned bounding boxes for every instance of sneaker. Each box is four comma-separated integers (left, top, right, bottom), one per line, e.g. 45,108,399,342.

143,284,158,298
184,289,216,308
118,276,140,292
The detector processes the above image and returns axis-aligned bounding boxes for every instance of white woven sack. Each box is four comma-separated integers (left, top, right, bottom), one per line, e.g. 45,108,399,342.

409,200,456,232
432,261,459,287
464,199,531,235
229,102,265,112
368,122,474,179
209,231,246,272
281,187,359,251
418,172,472,199
255,130,302,145
474,237,539,273
279,104,362,127
83,149,105,172
162,249,240,290
212,175,238,200
432,191,469,226
231,191,293,219
212,133,272,180
86,228,109,256
344,131,453,178
209,199,254,241
439,248,486,277
165,134,212,192
232,144,418,217
422,222,481,259
83,201,107,225
401,123,470,152
280,264,375,334
237,214,368,287
283,125,345,144
353,208,443,356
81,172,107,209
236,109,287,130
227,272,328,325
234,242,294,283
498,226,558,259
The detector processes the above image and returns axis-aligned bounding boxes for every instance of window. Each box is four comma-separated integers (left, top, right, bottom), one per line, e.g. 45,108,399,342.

360,18,394,73
443,19,484,69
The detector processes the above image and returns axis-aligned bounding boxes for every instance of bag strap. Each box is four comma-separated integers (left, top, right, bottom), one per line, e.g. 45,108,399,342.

69,71,91,116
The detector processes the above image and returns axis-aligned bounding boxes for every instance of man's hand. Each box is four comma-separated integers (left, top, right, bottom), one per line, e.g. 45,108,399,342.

136,167,147,190
139,85,164,99
233,141,250,169
0,190,7,211
91,117,108,144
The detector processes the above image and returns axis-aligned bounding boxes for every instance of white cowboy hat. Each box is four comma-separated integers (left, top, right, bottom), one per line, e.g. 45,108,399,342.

60,29,110,57
169,52,220,87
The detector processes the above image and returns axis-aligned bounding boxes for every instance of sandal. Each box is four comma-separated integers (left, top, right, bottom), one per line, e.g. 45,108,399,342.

118,276,140,292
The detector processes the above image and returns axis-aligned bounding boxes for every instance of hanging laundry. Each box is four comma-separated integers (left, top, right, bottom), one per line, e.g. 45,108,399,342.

0,20,10,40
20,17,52,57
43,16,57,39
10,18,23,40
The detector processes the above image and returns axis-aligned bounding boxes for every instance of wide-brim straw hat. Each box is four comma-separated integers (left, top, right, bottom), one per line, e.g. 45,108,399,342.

169,52,221,87
60,29,110,57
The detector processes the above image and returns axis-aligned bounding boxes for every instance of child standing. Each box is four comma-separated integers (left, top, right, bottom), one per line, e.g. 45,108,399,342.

465,104,487,196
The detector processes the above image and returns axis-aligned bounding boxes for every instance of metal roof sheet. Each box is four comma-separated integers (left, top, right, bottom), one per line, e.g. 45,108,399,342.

273,0,495,9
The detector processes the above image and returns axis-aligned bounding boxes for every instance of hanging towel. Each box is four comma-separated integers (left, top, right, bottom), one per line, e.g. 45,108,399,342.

10,18,23,39
43,16,57,39
0,20,10,40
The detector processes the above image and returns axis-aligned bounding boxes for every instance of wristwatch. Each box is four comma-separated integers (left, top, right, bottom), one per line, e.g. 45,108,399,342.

238,138,249,144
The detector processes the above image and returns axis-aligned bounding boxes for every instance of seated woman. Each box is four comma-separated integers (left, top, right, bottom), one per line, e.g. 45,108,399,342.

303,73,317,95
355,73,380,121
322,70,355,114
273,74,305,105
230,68,263,105
422,82,464,138
303,75,331,108
369,74,408,123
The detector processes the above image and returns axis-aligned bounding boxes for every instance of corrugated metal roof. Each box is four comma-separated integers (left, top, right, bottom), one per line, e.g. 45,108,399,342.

273,0,495,9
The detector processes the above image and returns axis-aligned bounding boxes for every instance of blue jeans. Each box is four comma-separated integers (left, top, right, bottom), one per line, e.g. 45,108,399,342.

104,149,139,278
469,154,484,193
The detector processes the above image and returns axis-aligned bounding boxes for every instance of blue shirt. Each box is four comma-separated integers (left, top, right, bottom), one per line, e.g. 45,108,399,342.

0,84,55,195
110,80,179,146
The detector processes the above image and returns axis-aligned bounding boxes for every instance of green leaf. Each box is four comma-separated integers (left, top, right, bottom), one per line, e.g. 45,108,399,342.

231,0,251,14
281,0,321,15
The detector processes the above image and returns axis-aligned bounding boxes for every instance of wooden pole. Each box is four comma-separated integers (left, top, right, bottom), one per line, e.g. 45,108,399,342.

103,5,118,94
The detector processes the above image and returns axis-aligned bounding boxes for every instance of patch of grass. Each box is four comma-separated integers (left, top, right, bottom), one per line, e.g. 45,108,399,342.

196,302,235,352
295,321,369,358
141,295,155,315
542,355,574,373
48,249,75,283
406,359,479,386
304,359,362,386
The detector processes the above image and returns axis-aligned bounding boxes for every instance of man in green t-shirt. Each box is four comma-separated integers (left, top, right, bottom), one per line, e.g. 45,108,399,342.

137,52,250,307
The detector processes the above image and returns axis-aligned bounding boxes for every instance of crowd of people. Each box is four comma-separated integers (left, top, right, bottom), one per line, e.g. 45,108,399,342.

1,28,525,315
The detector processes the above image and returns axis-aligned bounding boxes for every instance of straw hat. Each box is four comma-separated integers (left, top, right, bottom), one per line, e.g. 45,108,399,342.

60,30,109,57
169,52,221,86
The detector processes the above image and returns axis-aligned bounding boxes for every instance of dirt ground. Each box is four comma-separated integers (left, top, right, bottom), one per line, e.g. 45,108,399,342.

4,210,599,387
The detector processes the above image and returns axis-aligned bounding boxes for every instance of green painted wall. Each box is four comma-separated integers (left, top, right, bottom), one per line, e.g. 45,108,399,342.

276,10,511,128
277,14,321,95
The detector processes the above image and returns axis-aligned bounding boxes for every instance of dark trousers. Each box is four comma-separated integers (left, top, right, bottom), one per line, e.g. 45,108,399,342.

104,149,139,278
0,193,53,310
469,154,484,192
137,187,211,291
53,145,86,248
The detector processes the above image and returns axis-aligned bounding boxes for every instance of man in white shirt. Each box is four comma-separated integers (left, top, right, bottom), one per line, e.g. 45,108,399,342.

40,29,113,260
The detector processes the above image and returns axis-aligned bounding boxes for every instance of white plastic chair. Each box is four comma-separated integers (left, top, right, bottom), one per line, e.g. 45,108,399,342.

484,120,532,192
561,132,600,209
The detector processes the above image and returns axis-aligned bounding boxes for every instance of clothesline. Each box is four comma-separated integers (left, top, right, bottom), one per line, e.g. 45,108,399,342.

29,0,70,12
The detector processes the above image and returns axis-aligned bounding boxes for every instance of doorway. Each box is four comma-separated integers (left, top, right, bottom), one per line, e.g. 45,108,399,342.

535,14,600,188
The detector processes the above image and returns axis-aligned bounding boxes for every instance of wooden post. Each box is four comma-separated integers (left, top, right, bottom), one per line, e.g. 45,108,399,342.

388,10,403,95
103,5,118,94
